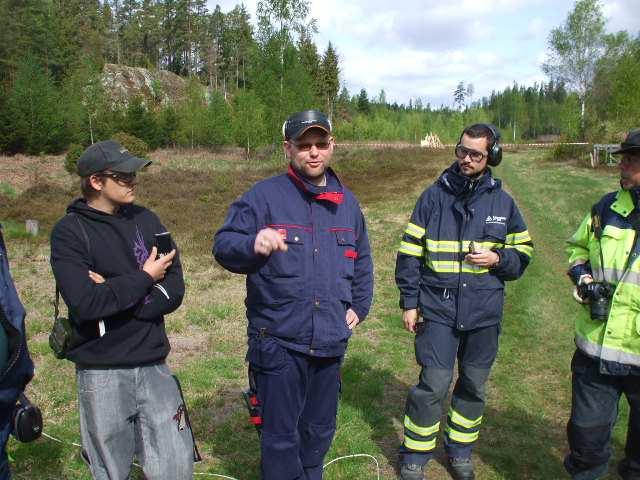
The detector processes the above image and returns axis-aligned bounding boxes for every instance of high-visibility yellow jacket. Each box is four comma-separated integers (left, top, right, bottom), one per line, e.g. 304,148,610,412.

567,188,640,374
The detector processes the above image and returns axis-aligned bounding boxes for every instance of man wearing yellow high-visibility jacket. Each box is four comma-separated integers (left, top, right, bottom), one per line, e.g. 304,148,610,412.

395,124,533,480
565,128,640,480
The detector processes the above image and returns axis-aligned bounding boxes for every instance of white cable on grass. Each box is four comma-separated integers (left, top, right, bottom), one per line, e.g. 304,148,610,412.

193,473,240,479
43,430,380,480
41,431,240,480
41,431,82,448
323,453,381,480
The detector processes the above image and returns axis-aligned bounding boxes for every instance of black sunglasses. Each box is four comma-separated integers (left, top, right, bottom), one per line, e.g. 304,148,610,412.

96,172,137,186
291,141,331,152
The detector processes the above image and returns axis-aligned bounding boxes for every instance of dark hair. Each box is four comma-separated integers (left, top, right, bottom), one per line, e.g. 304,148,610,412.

80,175,100,200
460,124,496,146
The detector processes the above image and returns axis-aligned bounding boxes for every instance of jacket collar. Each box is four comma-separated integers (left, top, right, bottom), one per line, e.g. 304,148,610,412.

438,161,498,197
287,165,344,205
612,189,636,218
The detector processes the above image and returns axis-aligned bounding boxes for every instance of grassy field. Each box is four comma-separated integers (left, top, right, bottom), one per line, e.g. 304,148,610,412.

0,147,631,479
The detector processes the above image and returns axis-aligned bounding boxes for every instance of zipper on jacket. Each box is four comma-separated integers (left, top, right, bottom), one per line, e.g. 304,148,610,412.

0,307,23,383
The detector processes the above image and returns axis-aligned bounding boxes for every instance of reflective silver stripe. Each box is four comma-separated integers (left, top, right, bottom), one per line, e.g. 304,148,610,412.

405,222,426,239
593,268,640,286
399,241,423,257
448,408,482,429
444,425,479,443
425,239,503,253
404,416,440,437
505,244,533,258
426,260,489,274
404,435,436,451
575,335,640,367
506,230,531,244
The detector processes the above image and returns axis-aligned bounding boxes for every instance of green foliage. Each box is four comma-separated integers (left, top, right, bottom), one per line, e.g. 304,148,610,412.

123,97,162,149
206,91,233,145
0,183,17,199
232,90,269,149
0,0,637,155
64,143,86,175
111,132,149,158
357,89,370,114
547,142,590,163
158,106,180,148
3,58,66,154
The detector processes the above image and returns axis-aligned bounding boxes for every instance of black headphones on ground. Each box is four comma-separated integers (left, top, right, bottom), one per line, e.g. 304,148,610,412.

12,393,42,443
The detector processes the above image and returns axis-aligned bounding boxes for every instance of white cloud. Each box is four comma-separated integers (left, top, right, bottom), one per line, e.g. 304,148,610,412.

602,0,640,34
206,0,635,106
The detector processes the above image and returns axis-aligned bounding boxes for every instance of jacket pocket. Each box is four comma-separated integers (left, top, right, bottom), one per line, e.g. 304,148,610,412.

333,229,356,280
246,336,287,375
262,232,305,278
483,224,506,247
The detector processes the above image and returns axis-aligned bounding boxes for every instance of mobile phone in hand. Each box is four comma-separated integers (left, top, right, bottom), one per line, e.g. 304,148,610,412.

468,241,478,254
154,232,173,257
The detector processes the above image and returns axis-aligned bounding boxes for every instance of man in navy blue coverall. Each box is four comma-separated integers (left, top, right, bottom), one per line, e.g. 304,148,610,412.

0,227,34,479
213,110,374,480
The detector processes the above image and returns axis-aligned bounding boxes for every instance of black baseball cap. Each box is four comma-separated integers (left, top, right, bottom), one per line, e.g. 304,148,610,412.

612,128,640,155
282,110,332,141
77,140,151,177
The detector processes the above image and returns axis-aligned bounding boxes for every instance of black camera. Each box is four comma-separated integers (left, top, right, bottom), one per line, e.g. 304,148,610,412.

577,282,614,321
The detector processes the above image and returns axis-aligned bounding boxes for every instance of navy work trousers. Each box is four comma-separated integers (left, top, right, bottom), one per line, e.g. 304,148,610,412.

248,336,341,480
399,321,499,466
565,349,640,480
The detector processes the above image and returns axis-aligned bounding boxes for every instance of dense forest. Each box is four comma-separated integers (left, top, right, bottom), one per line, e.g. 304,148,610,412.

0,0,638,155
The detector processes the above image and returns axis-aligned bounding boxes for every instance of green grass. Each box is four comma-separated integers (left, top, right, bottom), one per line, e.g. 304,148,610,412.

0,148,633,479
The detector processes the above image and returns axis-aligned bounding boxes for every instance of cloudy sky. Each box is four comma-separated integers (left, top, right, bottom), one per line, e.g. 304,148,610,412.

207,0,639,107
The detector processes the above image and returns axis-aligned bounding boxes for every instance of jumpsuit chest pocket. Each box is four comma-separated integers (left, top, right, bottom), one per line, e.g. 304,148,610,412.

263,231,305,278
334,230,357,280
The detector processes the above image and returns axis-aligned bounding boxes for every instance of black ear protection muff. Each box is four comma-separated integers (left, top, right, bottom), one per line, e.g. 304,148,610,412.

12,393,42,443
484,123,502,166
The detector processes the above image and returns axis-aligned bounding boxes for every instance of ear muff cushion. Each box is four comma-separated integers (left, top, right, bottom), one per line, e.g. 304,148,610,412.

484,124,502,166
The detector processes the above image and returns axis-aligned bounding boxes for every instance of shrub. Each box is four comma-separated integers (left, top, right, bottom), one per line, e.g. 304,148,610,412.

64,143,85,174
547,143,590,163
110,132,149,158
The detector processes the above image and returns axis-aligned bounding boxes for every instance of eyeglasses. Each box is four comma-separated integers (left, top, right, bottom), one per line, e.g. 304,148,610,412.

455,145,487,163
291,141,331,152
96,172,137,186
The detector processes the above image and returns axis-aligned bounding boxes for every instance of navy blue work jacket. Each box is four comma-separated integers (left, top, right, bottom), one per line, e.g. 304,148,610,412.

0,227,34,407
213,166,374,357
396,162,533,330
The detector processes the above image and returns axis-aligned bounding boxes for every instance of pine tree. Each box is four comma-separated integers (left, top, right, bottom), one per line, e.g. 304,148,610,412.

320,42,339,119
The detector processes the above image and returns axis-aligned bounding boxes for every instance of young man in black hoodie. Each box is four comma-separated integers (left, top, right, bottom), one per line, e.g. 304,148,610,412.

50,141,194,479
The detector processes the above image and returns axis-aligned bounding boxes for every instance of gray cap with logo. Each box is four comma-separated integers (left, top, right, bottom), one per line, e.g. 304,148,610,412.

77,140,151,177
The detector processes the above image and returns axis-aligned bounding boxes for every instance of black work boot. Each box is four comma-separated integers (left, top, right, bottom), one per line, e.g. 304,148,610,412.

399,462,425,480
448,457,475,480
